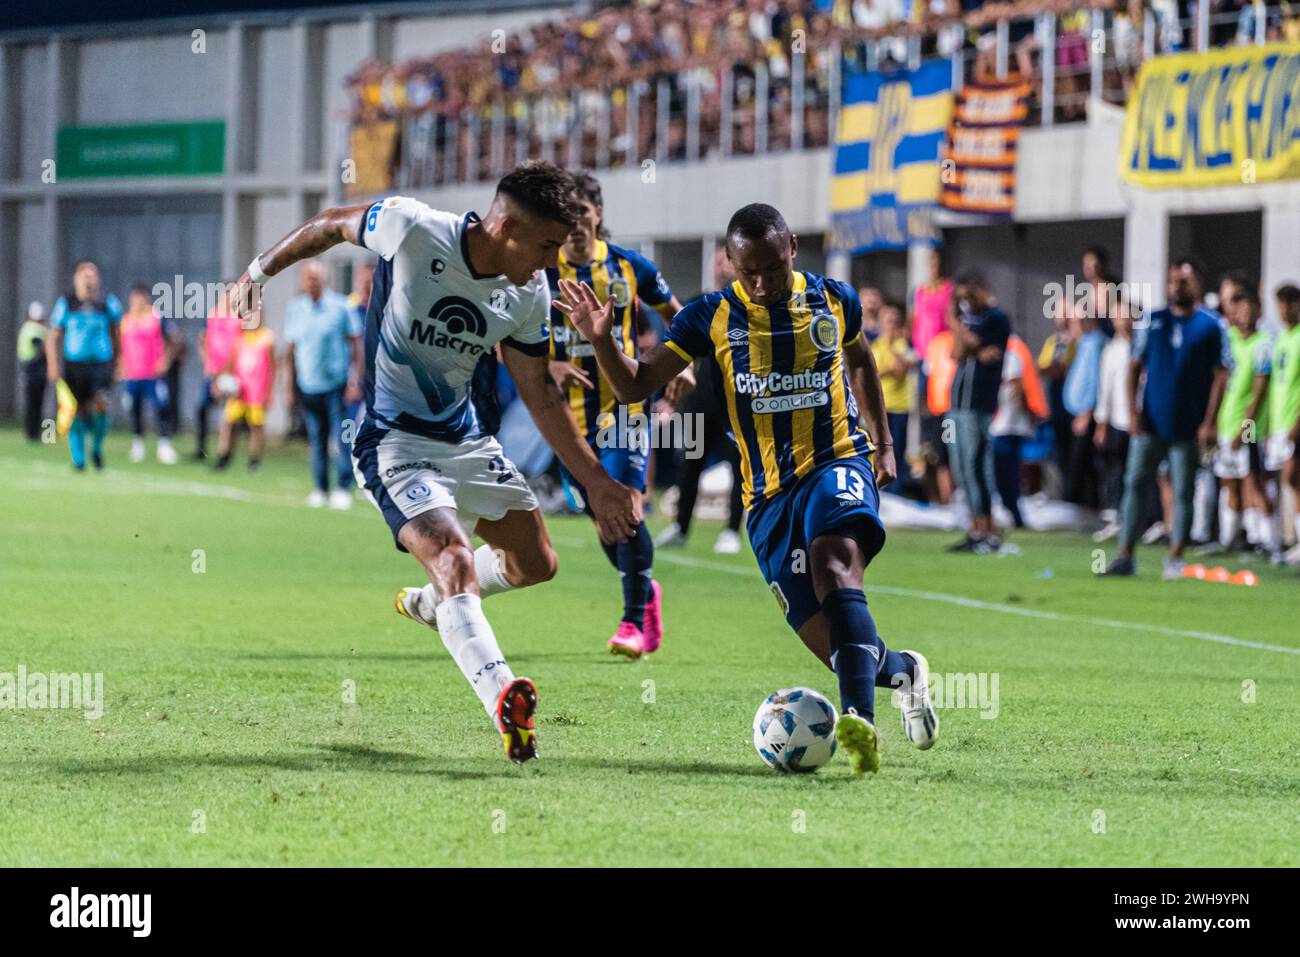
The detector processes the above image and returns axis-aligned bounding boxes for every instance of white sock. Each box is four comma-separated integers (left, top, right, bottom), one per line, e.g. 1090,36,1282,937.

435,593,514,721
1244,508,1263,544
1220,504,1240,547
1261,513,1280,553
1294,514,1300,546
474,544,515,598
414,545,516,619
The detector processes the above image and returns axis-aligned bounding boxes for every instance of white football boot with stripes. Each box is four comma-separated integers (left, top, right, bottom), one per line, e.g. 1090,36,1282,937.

897,650,938,750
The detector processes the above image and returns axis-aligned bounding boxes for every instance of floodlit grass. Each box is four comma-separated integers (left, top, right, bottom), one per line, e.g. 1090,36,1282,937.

2,428,1297,866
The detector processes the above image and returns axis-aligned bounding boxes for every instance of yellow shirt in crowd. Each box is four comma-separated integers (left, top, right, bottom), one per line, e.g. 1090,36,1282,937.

871,335,915,414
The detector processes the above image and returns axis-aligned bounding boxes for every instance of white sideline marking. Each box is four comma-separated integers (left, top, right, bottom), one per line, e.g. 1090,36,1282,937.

647,551,1300,658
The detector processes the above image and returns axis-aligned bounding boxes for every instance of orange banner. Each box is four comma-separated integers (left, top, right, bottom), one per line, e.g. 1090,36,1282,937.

940,79,1030,216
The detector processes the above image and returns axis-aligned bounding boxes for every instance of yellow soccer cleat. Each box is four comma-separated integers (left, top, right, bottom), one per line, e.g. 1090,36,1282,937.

835,709,880,777
55,379,77,437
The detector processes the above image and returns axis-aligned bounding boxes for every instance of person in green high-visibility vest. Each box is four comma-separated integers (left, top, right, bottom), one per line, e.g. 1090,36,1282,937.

17,301,48,442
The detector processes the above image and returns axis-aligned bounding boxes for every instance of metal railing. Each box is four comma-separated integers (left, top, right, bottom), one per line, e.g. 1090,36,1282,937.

378,1,1292,189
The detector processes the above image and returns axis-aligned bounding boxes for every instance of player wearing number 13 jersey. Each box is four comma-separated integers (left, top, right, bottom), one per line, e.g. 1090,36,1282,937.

556,203,939,776
230,162,642,764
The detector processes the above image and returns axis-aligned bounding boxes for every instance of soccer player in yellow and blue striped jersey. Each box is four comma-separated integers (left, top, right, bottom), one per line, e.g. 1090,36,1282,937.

556,203,939,776
545,172,685,659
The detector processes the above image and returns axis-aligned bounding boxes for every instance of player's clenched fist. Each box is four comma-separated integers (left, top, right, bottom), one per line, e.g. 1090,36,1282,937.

555,278,614,342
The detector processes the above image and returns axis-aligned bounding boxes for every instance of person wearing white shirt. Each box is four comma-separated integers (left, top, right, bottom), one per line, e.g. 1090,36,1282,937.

1093,304,1133,541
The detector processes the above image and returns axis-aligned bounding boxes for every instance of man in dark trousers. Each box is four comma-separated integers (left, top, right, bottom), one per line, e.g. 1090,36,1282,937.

18,302,48,441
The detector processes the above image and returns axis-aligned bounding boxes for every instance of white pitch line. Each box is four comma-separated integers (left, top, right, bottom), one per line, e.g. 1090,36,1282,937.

649,550,1300,658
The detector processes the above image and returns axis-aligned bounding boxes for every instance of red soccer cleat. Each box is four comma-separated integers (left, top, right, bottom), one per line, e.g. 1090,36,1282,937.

495,677,538,763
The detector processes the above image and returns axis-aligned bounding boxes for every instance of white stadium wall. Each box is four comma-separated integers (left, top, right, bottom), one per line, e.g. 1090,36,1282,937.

4,7,1300,423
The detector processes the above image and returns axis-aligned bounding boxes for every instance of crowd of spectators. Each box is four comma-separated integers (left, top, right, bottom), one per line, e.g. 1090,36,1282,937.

346,0,1300,184
852,246,1300,572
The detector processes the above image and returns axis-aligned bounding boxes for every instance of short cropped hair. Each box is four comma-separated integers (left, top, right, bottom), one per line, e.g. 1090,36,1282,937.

496,161,582,228
726,203,790,244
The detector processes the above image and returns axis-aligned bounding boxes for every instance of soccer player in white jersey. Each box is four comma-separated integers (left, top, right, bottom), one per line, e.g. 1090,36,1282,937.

231,163,641,763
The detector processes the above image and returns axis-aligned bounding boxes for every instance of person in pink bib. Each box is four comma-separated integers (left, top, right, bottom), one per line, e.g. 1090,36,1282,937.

119,284,183,464
195,289,244,460
215,316,275,472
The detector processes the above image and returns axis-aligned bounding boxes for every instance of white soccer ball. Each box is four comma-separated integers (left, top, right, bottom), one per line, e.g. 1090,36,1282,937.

215,373,241,398
753,687,838,773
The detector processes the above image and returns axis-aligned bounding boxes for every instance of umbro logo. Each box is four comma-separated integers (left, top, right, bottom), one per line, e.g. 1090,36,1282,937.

727,327,748,342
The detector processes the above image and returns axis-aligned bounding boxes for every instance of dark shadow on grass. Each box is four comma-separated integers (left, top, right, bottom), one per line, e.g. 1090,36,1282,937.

11,744,513,781
554,754,773,778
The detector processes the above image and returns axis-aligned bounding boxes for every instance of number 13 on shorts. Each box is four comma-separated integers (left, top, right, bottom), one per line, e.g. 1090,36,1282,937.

834,465,866,500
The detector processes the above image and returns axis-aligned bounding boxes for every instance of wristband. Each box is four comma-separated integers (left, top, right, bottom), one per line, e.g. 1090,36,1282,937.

246,256,270,285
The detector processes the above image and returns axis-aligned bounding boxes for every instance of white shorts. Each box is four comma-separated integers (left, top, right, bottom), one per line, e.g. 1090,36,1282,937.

1212,437,1252,480
1264,431,1295,473
352,422,538,547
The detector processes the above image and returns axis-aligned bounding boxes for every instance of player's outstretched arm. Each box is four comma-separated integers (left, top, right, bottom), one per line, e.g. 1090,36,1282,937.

501,344,642,545
845,335,896,488
230,203,372,319
555,278,686,402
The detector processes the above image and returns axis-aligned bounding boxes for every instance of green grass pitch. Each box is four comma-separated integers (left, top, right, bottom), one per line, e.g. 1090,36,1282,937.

2,427,1298,867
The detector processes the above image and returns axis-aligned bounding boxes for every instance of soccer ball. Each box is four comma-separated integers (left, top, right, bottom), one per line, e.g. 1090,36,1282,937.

215,373,241,399
753,688,838,773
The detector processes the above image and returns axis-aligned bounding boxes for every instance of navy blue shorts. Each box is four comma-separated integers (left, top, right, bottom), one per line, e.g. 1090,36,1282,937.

559,430,649,514
745,455,886,631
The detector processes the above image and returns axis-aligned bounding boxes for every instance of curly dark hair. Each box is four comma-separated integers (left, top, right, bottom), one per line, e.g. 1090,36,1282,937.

495,161,582,228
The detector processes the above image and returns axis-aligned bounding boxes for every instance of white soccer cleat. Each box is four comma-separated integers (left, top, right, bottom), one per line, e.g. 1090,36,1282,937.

130,438,146,463
897,650,938,750
713,528,742,554
329,489,353,510
156,438,178,465
655,525,689,548
394,585,438,630
306,489,327,508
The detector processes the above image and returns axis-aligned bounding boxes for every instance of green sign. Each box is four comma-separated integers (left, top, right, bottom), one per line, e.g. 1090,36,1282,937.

57,121,225,178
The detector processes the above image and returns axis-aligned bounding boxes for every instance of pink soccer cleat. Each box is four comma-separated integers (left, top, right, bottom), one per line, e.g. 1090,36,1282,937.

607,620,644,659
640,580,665,654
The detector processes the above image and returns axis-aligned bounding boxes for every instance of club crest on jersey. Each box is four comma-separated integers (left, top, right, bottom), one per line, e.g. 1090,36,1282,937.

489,288,508,311
810,313,839,352
429,258,445,279
609,278,632,308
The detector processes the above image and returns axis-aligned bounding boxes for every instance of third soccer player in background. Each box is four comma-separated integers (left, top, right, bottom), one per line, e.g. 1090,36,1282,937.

545,171,688,659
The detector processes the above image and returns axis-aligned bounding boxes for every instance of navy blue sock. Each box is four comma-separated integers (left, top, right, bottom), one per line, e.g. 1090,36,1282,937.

616,522,654,628
876,649,916,689
820,588,886,721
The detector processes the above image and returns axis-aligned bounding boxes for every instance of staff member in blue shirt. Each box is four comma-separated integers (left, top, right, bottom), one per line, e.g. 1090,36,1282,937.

1062,312,1108,507
1102,257,1231,579
283,261,363,509
45,261,123,470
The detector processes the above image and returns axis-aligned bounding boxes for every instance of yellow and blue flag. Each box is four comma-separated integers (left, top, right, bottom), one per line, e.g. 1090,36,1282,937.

830,61,953,252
